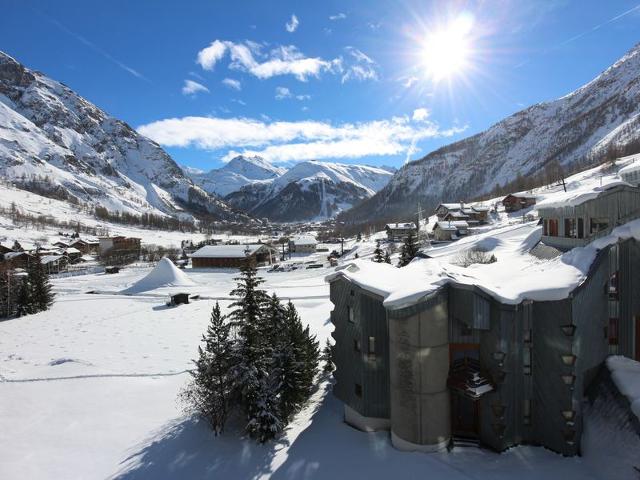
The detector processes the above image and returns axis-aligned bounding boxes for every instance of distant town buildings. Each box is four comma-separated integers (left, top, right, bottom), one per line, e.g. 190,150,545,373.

190,244,278,268
385,223,416,242
288,235,318,254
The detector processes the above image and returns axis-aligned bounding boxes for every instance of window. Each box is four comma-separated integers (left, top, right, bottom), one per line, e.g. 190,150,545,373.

355,383,362,397
564,218,575,238
354,339,361,352
608,271,619,299
609,318,619,345
523,329,532,343
348,306,355,323
590,217,609,235
460,322,472,337
524,399,532,426
523,347,532,375
350,289,355,296
368,336,376,355
577,218,584,238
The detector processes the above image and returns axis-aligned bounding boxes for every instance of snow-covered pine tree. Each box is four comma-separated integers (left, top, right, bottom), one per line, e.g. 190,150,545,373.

28,256,54,312
398,232,419,267
372,241,384,263
321,338,335,373
182,302,235,435
384,250,391,264
15,276,33,317
278,302,319,419
228,258,281,442
264,293,287,396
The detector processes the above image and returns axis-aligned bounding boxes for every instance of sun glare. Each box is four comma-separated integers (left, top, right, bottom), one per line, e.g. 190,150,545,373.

422,13,474,82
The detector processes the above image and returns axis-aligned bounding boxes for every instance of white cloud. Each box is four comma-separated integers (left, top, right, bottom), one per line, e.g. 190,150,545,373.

341,47,379,83
329,13,347,20
275,87,291,99
412,108,430,122
138,115,466,164
285,14,299,33
181,79,209,96
194,40,378,83
222,78,241,90
196,40,227,70
275,86,310,101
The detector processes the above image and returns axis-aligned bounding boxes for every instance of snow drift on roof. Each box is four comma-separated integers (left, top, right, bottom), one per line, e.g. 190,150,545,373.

189,244,266,258
122,258,196,294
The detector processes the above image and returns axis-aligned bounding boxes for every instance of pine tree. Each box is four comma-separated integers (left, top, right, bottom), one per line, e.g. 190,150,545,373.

356,232,362,242
228,258,281,442
28,256,54,312
384,250,391,264
398,233,419,267
372,241,384,263
15,277,33,317
183,302,235,434
321,338,335,373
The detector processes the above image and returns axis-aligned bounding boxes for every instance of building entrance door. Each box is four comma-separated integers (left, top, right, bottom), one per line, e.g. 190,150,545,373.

448,344,482,439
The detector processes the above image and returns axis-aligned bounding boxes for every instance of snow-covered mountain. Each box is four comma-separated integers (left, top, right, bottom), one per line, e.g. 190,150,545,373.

224,160,394,222
0,51,246,221
188,155,286,197
339,43,640,224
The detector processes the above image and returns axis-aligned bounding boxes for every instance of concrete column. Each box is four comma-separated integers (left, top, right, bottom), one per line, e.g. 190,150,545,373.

388,294,451,452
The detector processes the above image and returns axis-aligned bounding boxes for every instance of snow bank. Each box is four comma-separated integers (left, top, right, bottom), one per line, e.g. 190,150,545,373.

607,356,640,421
121,258,196,294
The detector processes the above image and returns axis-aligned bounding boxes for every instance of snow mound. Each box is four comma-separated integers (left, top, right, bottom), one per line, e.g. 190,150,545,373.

122,258,196,294
607,355,640,421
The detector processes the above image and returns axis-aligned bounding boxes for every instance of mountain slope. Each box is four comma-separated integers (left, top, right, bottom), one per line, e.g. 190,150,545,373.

0,51,245,221
188,155,286,197
339,43,640,224
225,160,393,222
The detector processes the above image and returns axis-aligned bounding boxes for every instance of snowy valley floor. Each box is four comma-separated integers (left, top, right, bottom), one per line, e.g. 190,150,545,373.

0,266,606,479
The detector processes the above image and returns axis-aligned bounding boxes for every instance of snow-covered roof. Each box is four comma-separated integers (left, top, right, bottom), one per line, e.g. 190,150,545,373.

3,251,29,259
327,218,640,310
64,247,81,254
618,161,640,176
386,223,416,230
291,235,317,245
190,244,270,258
41,255,65,264
436,221,469,230
536,179,630,210
437,203,462,210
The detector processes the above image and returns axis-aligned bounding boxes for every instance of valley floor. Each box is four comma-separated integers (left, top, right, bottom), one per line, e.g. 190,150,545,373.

0,265,609,480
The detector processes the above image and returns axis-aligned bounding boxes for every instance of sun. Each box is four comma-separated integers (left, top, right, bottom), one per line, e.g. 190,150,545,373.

421,13,474,82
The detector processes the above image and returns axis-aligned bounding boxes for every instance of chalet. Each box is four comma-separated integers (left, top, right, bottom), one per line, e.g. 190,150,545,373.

41,255,69,274
502,194,537,212
537,183,640,251
98,236,141,257
385,223,416,242
190,244,278,268
70,239,99,254
2,251,33,269
62,247,82,262
435,203,489,225
432,221,469,241
53,241,70,249
327,179,640,457
617,155,640,186
289,235,318,254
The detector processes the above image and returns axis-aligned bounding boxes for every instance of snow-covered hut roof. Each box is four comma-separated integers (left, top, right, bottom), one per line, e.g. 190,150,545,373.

190,244,268,258
536,180,630,210
435,221,469,231
386,223,416,230
41,255,65,265
291,235,317,245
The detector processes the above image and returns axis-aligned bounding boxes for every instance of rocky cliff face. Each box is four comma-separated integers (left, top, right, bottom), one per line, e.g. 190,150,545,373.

0,51,246,221
339,43,640,224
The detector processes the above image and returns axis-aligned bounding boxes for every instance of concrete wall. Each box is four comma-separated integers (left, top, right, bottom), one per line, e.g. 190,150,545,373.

388,289,451,451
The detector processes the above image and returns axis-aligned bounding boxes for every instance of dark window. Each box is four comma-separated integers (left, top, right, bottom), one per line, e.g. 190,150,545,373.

577,218,584,238
523,329,532,343
368,336,375,355
355,383,362,397
590,217,609,235
564,218,575,238
354,339,361,352
460,322,472,337
523,347,532,375
609,271,619,299
524,399,532,426
348,306,355,323
609,318,619,345
350,289,355,296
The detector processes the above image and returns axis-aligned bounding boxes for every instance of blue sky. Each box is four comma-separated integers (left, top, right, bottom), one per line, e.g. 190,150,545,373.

2,1,640,172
